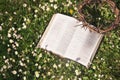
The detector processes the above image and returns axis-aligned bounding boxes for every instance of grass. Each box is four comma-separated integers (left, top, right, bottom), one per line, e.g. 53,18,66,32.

0,0,120,80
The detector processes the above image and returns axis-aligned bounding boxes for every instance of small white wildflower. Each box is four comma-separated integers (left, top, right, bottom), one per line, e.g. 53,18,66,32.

78,78,82,80
18,28,21,31
116,60,118,62
23,3,27,7
2,73,6,77
8,28,12,33
110,77,112,80
41,6,45,10
49,0,53,3
9,39,14,43
47,72,51,76
38,53,42,58
34,10,38,13
12,44,16,49
9,17,13,21
15,42,19,47
55,0,57,2
98,17,101,20
74,7,78,11
59,75,64,80
3,65,7,69
52,75,55,78
3,56,6,59
109,66,112,69
39,4,41,7
0,36,2,40
101,74,104,77
58,64,61,68
32,42,35,45
94,74,97,77
54,4,58,9
38,65,41,69
98,74,101,78
27,59,29,63
92,66,96,69
22,23,25,26
33,0,36,2
33,53,37,56
12,59,15,62
35,71,40,78
18,69,22,72
24,17,27,21
65,63,69,67
30,44,32,47
13,33,17,38
12,70,17,75
4,59,9,63
12,27,15,31
10,58,12,61
34,49,37,52
68,1,72,5
2,41,5,44
8,64,12,69
15,51,18,55
26,57,29,59
75,70,80,76
38,35,41,39
51,4,53,7
5,11,8,14
22,58,25,61
13,12,17,15
35,63,38,66
42,74,46,78
17,74,19,77
46,7,50,11
44,3,48,6
23,71,27,75
47,58,50,61
44,60,47,63
0,26,2,31
14,22,17,25
22,23,27,29
26,18,30,24
74,76,77,80
53,64,57,69
8,33,11,38
23,76,26,80
14,30,17,34
0,68,3,72
34,14,37,18
19,61,24,66
101,58,104,60
28,7,31,11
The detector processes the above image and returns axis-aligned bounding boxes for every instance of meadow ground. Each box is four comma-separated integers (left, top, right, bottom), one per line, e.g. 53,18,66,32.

0,0,120,80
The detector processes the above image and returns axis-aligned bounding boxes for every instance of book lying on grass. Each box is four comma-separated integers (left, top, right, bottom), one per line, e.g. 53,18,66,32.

37,13,104,68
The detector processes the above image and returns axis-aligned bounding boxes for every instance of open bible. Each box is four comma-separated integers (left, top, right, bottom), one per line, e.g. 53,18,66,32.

37,13,104,68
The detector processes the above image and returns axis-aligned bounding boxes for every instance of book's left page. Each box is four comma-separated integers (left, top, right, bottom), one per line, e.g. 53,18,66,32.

37,13,78,56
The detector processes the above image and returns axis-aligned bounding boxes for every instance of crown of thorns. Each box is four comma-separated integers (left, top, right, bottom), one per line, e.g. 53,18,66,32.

78,0,120,33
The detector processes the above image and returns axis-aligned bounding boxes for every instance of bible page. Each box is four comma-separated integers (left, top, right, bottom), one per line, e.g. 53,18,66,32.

37,13,78,56
64,24,103,67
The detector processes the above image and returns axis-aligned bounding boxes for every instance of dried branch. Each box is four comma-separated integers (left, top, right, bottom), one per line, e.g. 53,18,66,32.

78,0,120,33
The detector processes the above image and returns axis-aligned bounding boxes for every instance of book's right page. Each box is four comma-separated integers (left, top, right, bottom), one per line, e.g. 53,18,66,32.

64,25,103,68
